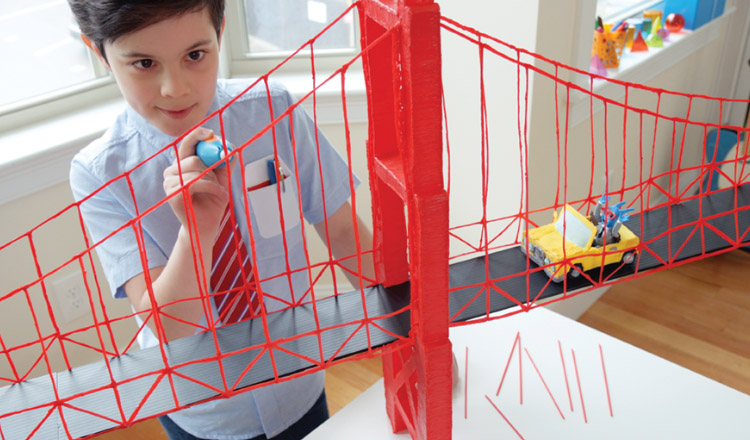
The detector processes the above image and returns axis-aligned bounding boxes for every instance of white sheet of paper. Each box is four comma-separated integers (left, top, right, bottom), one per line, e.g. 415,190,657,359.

307,308,750,439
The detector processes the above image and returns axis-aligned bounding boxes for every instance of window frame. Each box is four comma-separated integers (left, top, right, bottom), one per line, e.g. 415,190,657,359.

596,0,663,24
222,0,361,77
0,78,120,134
0,7,119,134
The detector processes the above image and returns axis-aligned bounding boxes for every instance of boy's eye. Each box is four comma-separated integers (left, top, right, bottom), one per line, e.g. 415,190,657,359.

187,50,205,61
133,59,154,69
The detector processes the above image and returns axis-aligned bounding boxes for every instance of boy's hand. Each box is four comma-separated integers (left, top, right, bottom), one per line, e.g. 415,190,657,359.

163,127,230,242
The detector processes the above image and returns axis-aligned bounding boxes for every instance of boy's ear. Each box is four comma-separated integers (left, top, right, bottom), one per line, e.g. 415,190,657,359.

219,17,226,44
80,34,111,71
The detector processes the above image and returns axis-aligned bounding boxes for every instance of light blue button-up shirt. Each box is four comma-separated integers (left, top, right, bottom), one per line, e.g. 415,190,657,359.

70,79,357,439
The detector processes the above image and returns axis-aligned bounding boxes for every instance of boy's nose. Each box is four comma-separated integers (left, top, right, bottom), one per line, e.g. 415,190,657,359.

161,69,190,98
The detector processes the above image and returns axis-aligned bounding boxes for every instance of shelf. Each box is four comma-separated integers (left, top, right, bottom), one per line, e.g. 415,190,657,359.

568,5,736,127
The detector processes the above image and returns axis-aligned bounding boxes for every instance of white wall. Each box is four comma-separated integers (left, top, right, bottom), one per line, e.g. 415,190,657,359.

0,181,136,380
438,1,606,319
439,0,540,259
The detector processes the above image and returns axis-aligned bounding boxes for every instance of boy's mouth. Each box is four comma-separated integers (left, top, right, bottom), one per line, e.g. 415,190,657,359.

159,105,195,120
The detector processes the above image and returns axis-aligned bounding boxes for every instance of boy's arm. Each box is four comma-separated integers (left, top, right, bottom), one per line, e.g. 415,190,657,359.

124,128,228,342
122,228,212,341
314,201,376,289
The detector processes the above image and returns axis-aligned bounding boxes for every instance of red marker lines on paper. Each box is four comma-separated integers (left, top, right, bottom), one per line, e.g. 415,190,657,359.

571,348,588,423
524,347,565,420
599,344,613,417
518,333,523,405
558,340,574,412
464,346,469,419
496,331,520,397
485,395,525,440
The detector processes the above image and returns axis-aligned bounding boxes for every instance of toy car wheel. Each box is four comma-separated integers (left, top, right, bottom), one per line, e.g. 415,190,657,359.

569,264,584,278
623,251,636,264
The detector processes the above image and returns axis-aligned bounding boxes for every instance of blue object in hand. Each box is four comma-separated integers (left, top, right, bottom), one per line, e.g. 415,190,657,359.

196,135,234,167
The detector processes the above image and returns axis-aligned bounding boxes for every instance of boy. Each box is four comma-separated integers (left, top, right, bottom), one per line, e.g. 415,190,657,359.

67,1,374,439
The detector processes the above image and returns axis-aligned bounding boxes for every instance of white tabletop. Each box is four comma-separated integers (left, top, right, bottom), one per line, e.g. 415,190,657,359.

307,308,750,439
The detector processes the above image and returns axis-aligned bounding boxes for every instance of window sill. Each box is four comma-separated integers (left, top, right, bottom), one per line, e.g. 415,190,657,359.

567,5,735,127
0,98,125,206
0,71,367,206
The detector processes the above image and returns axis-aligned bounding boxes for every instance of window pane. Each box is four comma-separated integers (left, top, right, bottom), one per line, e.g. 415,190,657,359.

0,0,97,108
243,0,355,55
596,0,660,22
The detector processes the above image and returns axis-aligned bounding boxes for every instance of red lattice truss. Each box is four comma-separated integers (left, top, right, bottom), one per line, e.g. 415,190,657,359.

1,1,749,439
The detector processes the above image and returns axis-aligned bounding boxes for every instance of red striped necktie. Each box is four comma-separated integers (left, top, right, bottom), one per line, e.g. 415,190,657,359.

211,207,260,324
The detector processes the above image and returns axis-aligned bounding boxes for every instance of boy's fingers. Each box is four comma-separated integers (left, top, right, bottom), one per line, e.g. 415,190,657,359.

163,156,205,182
164,157,227,194
164,172,225,198
212,163,229,184
177,127,214,160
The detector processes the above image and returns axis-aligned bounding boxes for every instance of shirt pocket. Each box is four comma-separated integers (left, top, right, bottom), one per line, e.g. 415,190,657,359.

245,155,302,240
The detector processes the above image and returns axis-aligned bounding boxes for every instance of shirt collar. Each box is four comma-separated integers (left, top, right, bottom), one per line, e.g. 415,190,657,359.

123,85,223,151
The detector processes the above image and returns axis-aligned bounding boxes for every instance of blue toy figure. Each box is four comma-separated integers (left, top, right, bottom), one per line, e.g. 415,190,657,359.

196,135,234,167
592,195,634,247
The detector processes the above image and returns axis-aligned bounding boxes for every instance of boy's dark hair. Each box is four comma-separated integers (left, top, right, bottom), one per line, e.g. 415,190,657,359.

67,0,225,60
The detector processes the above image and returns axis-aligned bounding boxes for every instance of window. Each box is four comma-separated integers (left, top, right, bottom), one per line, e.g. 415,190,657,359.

590,0,730,79
226,0,358,76
0,0,120,135
0,1,115,119
595,0,662,23
1,0,361,133
244,0,355,55
566,0,733,128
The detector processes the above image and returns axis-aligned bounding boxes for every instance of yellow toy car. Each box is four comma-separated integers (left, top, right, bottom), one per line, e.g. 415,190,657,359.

521,198,640,282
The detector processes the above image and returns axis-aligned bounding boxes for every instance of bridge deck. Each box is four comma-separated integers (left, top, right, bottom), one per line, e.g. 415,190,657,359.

3,184,748,439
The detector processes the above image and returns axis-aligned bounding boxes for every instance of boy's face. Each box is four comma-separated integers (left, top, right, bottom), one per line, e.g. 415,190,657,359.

97,8,222,137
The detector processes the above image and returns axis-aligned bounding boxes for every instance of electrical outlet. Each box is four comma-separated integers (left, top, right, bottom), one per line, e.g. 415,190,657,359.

51,272,90,324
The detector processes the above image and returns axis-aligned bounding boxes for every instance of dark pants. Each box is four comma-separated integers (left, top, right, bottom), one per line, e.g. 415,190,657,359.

158,390,329,440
